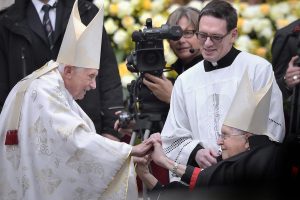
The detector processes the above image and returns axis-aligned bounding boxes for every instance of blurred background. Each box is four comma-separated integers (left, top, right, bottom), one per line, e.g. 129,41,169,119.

93,0,300,90
1,0,300,91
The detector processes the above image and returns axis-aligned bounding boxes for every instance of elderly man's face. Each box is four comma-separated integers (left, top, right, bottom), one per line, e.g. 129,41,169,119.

63,66,98,100
218,125,249,160
198,15,237,63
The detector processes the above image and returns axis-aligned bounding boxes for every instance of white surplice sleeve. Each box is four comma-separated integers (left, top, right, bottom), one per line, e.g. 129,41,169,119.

161,76,200,166
250,59,285,142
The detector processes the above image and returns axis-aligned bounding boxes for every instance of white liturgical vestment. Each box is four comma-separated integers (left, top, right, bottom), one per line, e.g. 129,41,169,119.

0,62,138,200
161,51,285,180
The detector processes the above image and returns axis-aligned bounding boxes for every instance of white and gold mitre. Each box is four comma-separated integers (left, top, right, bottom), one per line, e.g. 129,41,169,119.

56,0,104,69
223,70,273,136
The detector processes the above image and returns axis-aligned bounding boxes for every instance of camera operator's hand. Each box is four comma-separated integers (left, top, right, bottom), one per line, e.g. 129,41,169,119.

284,56,300,89
195,148,219,169
143,73,173,104
114,111,135,137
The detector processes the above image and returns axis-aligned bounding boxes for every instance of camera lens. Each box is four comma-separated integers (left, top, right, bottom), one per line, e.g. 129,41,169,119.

144,51,159,66
119,111,133,128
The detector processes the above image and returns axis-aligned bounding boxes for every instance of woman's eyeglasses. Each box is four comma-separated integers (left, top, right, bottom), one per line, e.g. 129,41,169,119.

182,30,196,38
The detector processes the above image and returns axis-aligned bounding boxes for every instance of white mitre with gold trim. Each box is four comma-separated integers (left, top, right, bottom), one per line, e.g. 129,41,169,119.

223,70,273,138
56,0,104,69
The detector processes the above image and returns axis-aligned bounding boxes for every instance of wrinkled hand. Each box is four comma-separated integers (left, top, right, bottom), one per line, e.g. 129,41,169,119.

284,56,300,88
133,155,152,175
143,73,173,103
149,133,167,168
131,137,154,157
149,132,162,145
133,155,158,190
195,148,218,169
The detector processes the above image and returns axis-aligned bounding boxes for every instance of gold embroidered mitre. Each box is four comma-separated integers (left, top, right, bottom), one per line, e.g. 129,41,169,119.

223,70,273,136
56,0,104,69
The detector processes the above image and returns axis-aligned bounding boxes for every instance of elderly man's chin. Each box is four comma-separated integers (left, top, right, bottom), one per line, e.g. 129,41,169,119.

221,151,229,160
73,92,86,100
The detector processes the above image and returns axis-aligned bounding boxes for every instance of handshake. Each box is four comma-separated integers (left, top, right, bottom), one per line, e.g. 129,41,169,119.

114,112,167,167
114,112,170,189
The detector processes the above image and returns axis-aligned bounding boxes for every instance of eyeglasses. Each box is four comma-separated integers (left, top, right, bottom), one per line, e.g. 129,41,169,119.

182,30,196,38
219,133,245,140
195,31,229,44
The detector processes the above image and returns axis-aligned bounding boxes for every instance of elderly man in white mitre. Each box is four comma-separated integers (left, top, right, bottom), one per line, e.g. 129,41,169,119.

134,71,290,200
0,1,153,199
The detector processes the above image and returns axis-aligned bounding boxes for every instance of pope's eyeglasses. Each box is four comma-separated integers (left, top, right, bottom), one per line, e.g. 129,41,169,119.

219,133,245,140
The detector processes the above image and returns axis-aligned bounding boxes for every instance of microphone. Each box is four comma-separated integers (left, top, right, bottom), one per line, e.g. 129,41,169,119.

189,48,200,54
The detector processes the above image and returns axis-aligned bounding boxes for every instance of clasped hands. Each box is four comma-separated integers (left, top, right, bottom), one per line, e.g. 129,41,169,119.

114,115,218,169
113,115,167,164
131,133,167,167
133,133,169,182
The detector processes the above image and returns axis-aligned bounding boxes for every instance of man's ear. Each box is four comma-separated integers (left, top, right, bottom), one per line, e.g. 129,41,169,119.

230,27,238,43
64,65,74,79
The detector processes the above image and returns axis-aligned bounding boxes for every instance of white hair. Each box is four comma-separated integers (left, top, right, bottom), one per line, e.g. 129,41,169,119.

57,63,85,73
58,63,65,73
224,125,247,136
231,127,246,135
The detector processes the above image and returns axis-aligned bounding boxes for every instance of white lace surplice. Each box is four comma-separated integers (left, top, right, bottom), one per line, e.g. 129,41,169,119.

162,51,285,181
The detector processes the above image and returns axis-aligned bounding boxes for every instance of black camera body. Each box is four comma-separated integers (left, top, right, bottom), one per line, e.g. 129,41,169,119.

121,18,182,132
127,18,182,74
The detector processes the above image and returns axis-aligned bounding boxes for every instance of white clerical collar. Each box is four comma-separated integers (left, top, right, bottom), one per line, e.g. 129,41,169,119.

204,48,241,72
211,62,218,67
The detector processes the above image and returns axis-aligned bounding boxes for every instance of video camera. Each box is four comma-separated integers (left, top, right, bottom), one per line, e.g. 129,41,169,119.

126,18,182,74
119,18,182,131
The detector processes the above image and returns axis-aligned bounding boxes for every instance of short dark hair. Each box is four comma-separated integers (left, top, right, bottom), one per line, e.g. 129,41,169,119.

198,0,237,32
167,6,201,30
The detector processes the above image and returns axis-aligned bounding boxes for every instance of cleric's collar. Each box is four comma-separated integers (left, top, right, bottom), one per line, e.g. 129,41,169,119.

204,47,241,72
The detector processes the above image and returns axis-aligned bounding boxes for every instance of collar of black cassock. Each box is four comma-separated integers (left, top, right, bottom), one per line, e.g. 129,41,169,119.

249,135,273,148
204,47,241,72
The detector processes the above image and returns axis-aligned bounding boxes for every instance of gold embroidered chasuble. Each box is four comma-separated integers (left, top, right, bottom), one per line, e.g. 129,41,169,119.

0,61,138,200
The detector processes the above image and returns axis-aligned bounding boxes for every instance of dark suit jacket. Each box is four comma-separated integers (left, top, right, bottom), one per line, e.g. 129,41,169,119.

271,19,300,99
0,0,123,138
